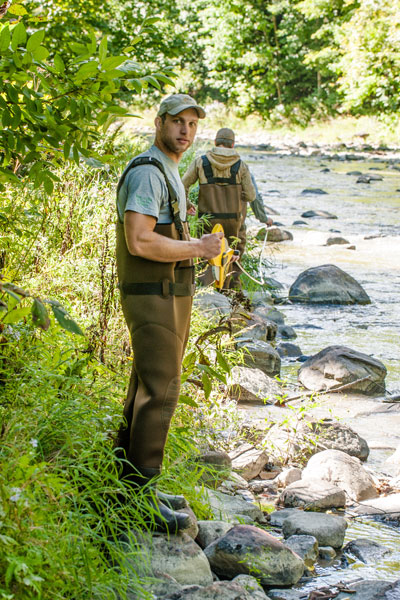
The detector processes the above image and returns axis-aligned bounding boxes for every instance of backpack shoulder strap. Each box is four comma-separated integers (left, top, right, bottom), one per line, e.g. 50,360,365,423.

116,156,183,238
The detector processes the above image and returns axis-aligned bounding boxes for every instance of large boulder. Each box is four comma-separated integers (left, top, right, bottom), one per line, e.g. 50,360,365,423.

278,479,346,510
343,539,391,563
229,444,269,480
288,264,370,305
302,449,378,502
204,525,304,586
298,345,386,396
298,418,370,461
282,511,347,548
201,488,264,523
160,580,271,599
335,579,400,600
352,492,400,523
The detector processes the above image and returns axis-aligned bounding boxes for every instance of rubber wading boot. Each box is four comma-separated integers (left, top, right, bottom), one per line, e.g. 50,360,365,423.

123,467,191,533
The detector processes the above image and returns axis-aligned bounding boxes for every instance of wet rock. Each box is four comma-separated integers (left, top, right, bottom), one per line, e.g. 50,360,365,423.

298,418,370,461
160,581,266,599
288,264,370,305
326,236,349,245
277,324,297,340
134,532,213,587
321,168,330,172
266,227,293,242
368,173,383,181
335,579,400,600
302,449,378,502
318,546,336,560
229,445,269,480
202,488,264,523
301,210,336,219
357,174,372,183
196,521,233,549
232,575,271,600
269,508,304,528
347,244,356,250
194,291,231,317
352,492,400,522
282,511,347,548
219,472,249,494
278,479,346,510
293,220,307,225
238,340,281,376
228,366,282,404
347,171,362,176
344,538,391,563
301,188,328,195
255,307,285,324
268,591,303,600
274,468,302,488
284,534,318,566
277,342,302,358
204,525,304,586
142,572,183,598
239,317,278,343
297,345,386,395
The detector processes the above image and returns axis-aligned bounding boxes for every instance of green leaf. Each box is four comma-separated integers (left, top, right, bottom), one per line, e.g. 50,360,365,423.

99,36,108,63
26,30,45,53
31,298,50,331
216,350,231,373
74,60,98,80
202,373,212,399
2,306,30,324
49,303,84,335
0,25,11,52
32,45,49,62
179,394,199,408
11,22,27,50
102,56,127,71
142,75,161,90
153,72,176,86
7,4,27,16
143,16,160,25
53,54,65,73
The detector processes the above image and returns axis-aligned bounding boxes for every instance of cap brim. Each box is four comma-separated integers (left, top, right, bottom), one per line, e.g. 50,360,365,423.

168,104,206,119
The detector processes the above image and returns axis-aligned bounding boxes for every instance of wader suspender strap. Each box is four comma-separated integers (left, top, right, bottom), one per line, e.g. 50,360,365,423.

117,156,184,238
201,155,241,185
199,156,242,219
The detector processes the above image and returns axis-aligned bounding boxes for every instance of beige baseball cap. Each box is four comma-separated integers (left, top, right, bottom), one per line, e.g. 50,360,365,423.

157,94,206,119
215,127,235,145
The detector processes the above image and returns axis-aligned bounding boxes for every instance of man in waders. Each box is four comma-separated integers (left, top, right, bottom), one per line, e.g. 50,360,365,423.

115,94,223,532
182,127,256,289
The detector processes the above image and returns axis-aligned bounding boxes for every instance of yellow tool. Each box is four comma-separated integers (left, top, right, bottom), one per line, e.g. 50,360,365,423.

208,224,237,289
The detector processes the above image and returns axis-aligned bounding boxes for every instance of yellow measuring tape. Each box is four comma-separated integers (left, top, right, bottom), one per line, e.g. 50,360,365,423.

208,224,236,289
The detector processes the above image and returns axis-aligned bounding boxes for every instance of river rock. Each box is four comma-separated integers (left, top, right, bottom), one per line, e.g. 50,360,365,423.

204,525,304,586
302,449,378,502
297,345,386,395
326,236,349,245
352,492,400,522
142,573,183,598
357,174,372,183
277,342,302,358
335,579,400,600
266,227,293,242
229,445,269,480
385,444,400,472
284,535,318,566
232,575,271,600
278,479,346,510
318,546,336,560
277,324,297,340
135,532,213,587
269,508,305,528
344,538,391,563
238,318,277,342
160,581,269,600
238,340,281,376
282,511,347,548
253,306,285,325
248,290,274,307
288,264,370,305
298,418,370,461
194,291,231,317
268,592,303,600
196,521,233,549
202,488,264,523
228,366,282,404
274,468,302,488
301,209,336,218
301,189,328,195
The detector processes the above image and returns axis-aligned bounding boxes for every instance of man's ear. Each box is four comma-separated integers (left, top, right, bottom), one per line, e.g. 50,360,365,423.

155,116,161,129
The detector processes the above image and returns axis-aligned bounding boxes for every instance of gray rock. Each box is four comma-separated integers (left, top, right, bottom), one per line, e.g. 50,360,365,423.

278,479,346,510
229,446,270,480
253,307,285,325
269,508,304,528
196,521,234,550
193,291,231,317
293,220,307,225
266,227,293,242
289,264,370,305
318,546,336,560
277,325,297,340
142,572,183,598
274,468,302,488
202,488,264,523
298,418,370,461
247,291,274,307
126,532,213,587
326,236,350,245
335,579,400,600
344,538,391,563
284,534,318,566
357,174,372,183
232,575,271,600
298,345,386,395
302,450,378,502
301,209,336,218
268,591,303,600
204,525,304,586
301,189,328,195
347,171,362,176
160,580,267,599
228,366,282,404
282,511,347,548
238,340,281,376
276,342,302,358
352,492,400,521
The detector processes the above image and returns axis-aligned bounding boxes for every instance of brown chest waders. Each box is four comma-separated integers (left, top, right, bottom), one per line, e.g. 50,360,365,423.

197,156,243,289
115,156,195,476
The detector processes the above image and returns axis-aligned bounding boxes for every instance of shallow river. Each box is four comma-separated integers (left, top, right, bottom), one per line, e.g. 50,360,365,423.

243,149,400,586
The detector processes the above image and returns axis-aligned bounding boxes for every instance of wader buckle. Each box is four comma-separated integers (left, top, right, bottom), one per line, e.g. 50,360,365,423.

161,278,171,298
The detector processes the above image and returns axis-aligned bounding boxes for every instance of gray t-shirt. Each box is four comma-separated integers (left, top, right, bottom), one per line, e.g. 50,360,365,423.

117,145,187,224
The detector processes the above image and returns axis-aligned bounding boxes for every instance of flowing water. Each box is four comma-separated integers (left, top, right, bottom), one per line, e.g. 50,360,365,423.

242,149,400,586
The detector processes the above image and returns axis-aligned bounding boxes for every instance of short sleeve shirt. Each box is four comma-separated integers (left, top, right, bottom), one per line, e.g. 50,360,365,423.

116,145,187,223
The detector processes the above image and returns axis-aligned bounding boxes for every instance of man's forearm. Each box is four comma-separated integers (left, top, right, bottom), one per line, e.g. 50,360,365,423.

127,227,204,262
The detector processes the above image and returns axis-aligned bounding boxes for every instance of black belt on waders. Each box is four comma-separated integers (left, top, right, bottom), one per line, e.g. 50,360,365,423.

198,156,242,220
117,156,195,297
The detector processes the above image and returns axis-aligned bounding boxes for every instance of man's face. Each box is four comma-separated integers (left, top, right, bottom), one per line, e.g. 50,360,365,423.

155,108,199,158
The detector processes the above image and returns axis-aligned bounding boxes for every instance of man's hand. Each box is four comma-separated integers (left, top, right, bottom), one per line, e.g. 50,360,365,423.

266,217,273,226
187,202,196,216
199,232,223,259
